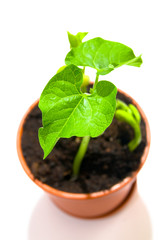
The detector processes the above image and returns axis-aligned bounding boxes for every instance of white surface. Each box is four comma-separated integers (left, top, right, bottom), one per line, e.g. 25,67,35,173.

0,0,158,239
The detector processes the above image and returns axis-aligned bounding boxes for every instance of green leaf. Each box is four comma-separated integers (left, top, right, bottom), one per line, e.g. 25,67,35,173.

67,31,88,48
39,64,117,158
65,37,142,75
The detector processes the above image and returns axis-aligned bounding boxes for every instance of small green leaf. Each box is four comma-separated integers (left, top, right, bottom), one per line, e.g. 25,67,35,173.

39,64,117,158
67,31,88,48
65,37,142,75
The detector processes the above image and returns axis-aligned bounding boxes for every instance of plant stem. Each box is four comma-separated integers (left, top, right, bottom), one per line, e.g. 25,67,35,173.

115,106,142,152
128,123,141,151
81,67,88,93
93,73,99,90
73,67,91,179
72,136,91,178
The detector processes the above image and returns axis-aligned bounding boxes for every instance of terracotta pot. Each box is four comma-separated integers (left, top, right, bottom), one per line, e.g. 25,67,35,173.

17,89,150,218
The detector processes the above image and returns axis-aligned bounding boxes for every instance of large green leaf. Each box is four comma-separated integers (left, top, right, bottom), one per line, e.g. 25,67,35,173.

65,37,142,75
39,64,117,158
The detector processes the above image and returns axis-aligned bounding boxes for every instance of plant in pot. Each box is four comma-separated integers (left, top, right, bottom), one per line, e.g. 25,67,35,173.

17,32,150,218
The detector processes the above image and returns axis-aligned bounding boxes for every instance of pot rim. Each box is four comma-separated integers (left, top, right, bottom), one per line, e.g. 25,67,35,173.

17,89,151,200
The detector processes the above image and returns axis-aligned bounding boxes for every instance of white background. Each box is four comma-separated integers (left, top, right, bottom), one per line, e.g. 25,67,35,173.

0,0,158,239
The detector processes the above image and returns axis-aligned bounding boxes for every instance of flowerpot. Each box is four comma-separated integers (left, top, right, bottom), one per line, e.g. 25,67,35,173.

17,89,150,218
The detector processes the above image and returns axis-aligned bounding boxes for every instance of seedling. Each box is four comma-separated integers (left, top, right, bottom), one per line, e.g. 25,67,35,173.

38,32,142,178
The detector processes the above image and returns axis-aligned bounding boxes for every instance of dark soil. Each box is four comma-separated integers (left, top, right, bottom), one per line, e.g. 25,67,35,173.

21,91,147,193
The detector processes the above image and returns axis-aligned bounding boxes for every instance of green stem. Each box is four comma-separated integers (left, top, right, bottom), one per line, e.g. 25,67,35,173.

73,66,91,179
81,67,88,93
93,73,99,89
72,136,91,178
128,123,141,151
115,108,141,151
115,99,142,151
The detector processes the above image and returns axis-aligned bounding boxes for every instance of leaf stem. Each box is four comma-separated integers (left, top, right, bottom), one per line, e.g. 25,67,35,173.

72,136,91,178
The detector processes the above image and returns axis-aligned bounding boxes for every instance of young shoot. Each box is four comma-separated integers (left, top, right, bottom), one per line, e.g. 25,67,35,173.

115,99,141,151
38,32,142,178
